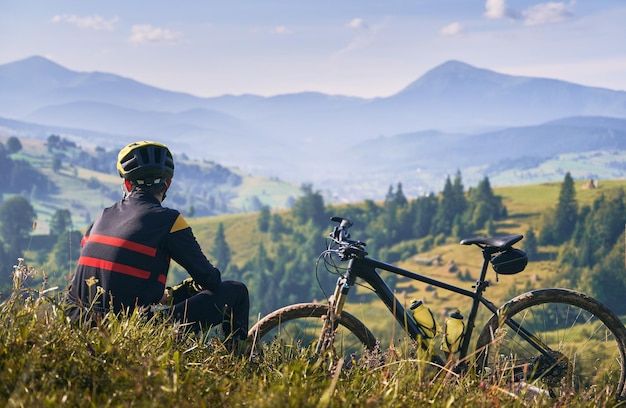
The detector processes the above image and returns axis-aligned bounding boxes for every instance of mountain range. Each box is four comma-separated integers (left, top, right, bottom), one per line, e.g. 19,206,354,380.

2,55,626,201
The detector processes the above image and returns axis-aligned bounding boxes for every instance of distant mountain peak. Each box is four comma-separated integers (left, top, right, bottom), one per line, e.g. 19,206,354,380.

430,60,477,72
397,60,514,95
6,55,69,73
20,55,59,65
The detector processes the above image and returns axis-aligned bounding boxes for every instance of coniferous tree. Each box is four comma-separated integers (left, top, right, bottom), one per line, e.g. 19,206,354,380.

243,242,275,314
382,185,399,243
522,228,538,260
547,187,626,312
0,195,36,252
452,214,469,240
586,235,626,314
394,182,408,207
571,205,591,246
269,213,288,240
396,205,414,242
0,196,36,289
292,183,326,228
277,221,324,306
384,185,394,203
431,176,455,236
576,233,594,268
467,177,506,230
363,199,381,218
211,223,231,272
553,172,578,242
432,172,466,236
592,189,625,250
412,193,438,238
452,170,468,216
0,144,11,194
49,209,73,237
570,190,626,268
538,210,557,245
257,205,270,232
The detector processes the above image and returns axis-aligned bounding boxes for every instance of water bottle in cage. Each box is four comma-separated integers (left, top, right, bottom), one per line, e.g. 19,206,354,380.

442,310,465,353
409,299,437,339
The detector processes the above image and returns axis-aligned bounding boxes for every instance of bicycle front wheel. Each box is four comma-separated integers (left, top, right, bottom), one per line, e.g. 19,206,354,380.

476,288,626,401
248,303,377,361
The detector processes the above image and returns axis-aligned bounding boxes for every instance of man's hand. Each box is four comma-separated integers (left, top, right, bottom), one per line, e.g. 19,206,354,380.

159,287,173,306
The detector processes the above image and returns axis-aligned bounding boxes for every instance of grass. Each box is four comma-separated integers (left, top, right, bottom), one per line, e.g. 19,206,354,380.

1,263,622,407
229,171,299,211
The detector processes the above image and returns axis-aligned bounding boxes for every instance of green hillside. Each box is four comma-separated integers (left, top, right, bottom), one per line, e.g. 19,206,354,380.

175,178,625,346
0,136,301,233
487,150,626,187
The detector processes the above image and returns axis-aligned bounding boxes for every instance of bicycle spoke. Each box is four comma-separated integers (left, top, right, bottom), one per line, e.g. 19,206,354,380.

476,289,626,400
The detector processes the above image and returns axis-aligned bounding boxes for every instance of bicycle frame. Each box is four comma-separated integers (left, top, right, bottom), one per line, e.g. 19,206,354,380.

329,248,557,365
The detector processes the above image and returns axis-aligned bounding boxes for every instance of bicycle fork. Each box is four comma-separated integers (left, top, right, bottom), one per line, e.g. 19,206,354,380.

315,275,352,354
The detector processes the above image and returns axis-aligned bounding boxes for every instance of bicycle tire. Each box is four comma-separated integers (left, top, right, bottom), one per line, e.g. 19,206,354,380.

475,288,626,401
248,303,377,360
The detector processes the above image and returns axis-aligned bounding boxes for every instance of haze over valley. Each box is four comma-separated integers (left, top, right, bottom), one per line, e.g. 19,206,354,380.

2,56,626,203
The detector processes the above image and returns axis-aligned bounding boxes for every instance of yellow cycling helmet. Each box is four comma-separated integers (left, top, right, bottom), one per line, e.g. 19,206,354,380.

117,141,175,183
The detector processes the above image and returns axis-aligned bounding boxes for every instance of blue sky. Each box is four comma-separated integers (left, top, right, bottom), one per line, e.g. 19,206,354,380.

1,0,625,98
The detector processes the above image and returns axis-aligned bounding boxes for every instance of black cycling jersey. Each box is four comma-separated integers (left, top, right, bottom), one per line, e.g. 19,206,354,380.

66,190,221,318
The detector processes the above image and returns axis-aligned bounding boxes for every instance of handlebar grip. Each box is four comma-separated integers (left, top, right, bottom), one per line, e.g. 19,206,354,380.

330,216,353,229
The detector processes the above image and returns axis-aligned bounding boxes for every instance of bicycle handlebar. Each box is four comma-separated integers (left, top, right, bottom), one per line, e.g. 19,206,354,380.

329,216,367,259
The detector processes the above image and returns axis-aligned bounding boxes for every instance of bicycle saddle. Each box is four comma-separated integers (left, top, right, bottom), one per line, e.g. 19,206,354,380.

460,234,523,249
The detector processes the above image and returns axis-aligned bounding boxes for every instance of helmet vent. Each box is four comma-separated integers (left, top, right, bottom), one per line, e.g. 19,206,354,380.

117,141,175,181
140,149,150,164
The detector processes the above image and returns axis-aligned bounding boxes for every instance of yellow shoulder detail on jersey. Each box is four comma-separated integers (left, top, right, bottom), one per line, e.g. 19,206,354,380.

170,214,190,233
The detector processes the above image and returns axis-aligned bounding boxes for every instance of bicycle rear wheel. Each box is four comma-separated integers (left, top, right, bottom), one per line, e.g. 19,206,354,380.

248,303,377,362
475,288,626,401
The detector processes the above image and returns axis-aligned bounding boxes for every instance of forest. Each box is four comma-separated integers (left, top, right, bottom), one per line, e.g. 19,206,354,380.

218,173,626,316
0,136,625,321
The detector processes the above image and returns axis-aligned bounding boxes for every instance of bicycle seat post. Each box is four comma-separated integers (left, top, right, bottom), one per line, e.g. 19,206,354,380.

473,250,492,292
458,247,492,359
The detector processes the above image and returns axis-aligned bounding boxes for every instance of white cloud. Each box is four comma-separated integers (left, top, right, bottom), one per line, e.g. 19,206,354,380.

128,25,182,45
522,2,573,26
334,17,376,55
484,0,508,19
484,0,573,25
51,14,119,31
439,22,464,36
346,18,369,30
272,26,293,35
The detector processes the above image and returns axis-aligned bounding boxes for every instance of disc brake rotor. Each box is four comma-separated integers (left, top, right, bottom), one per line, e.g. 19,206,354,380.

532,350,571,388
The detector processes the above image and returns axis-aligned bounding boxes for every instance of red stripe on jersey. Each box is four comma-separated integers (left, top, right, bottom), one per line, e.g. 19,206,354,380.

158,274,167,285
85,234,157,257
78,256,151,280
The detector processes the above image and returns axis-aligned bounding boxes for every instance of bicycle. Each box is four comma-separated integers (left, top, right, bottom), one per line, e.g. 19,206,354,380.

248,216,626,401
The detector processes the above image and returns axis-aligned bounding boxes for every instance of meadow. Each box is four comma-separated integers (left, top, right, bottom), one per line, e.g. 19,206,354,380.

2,143,626,407
0,280,620,407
